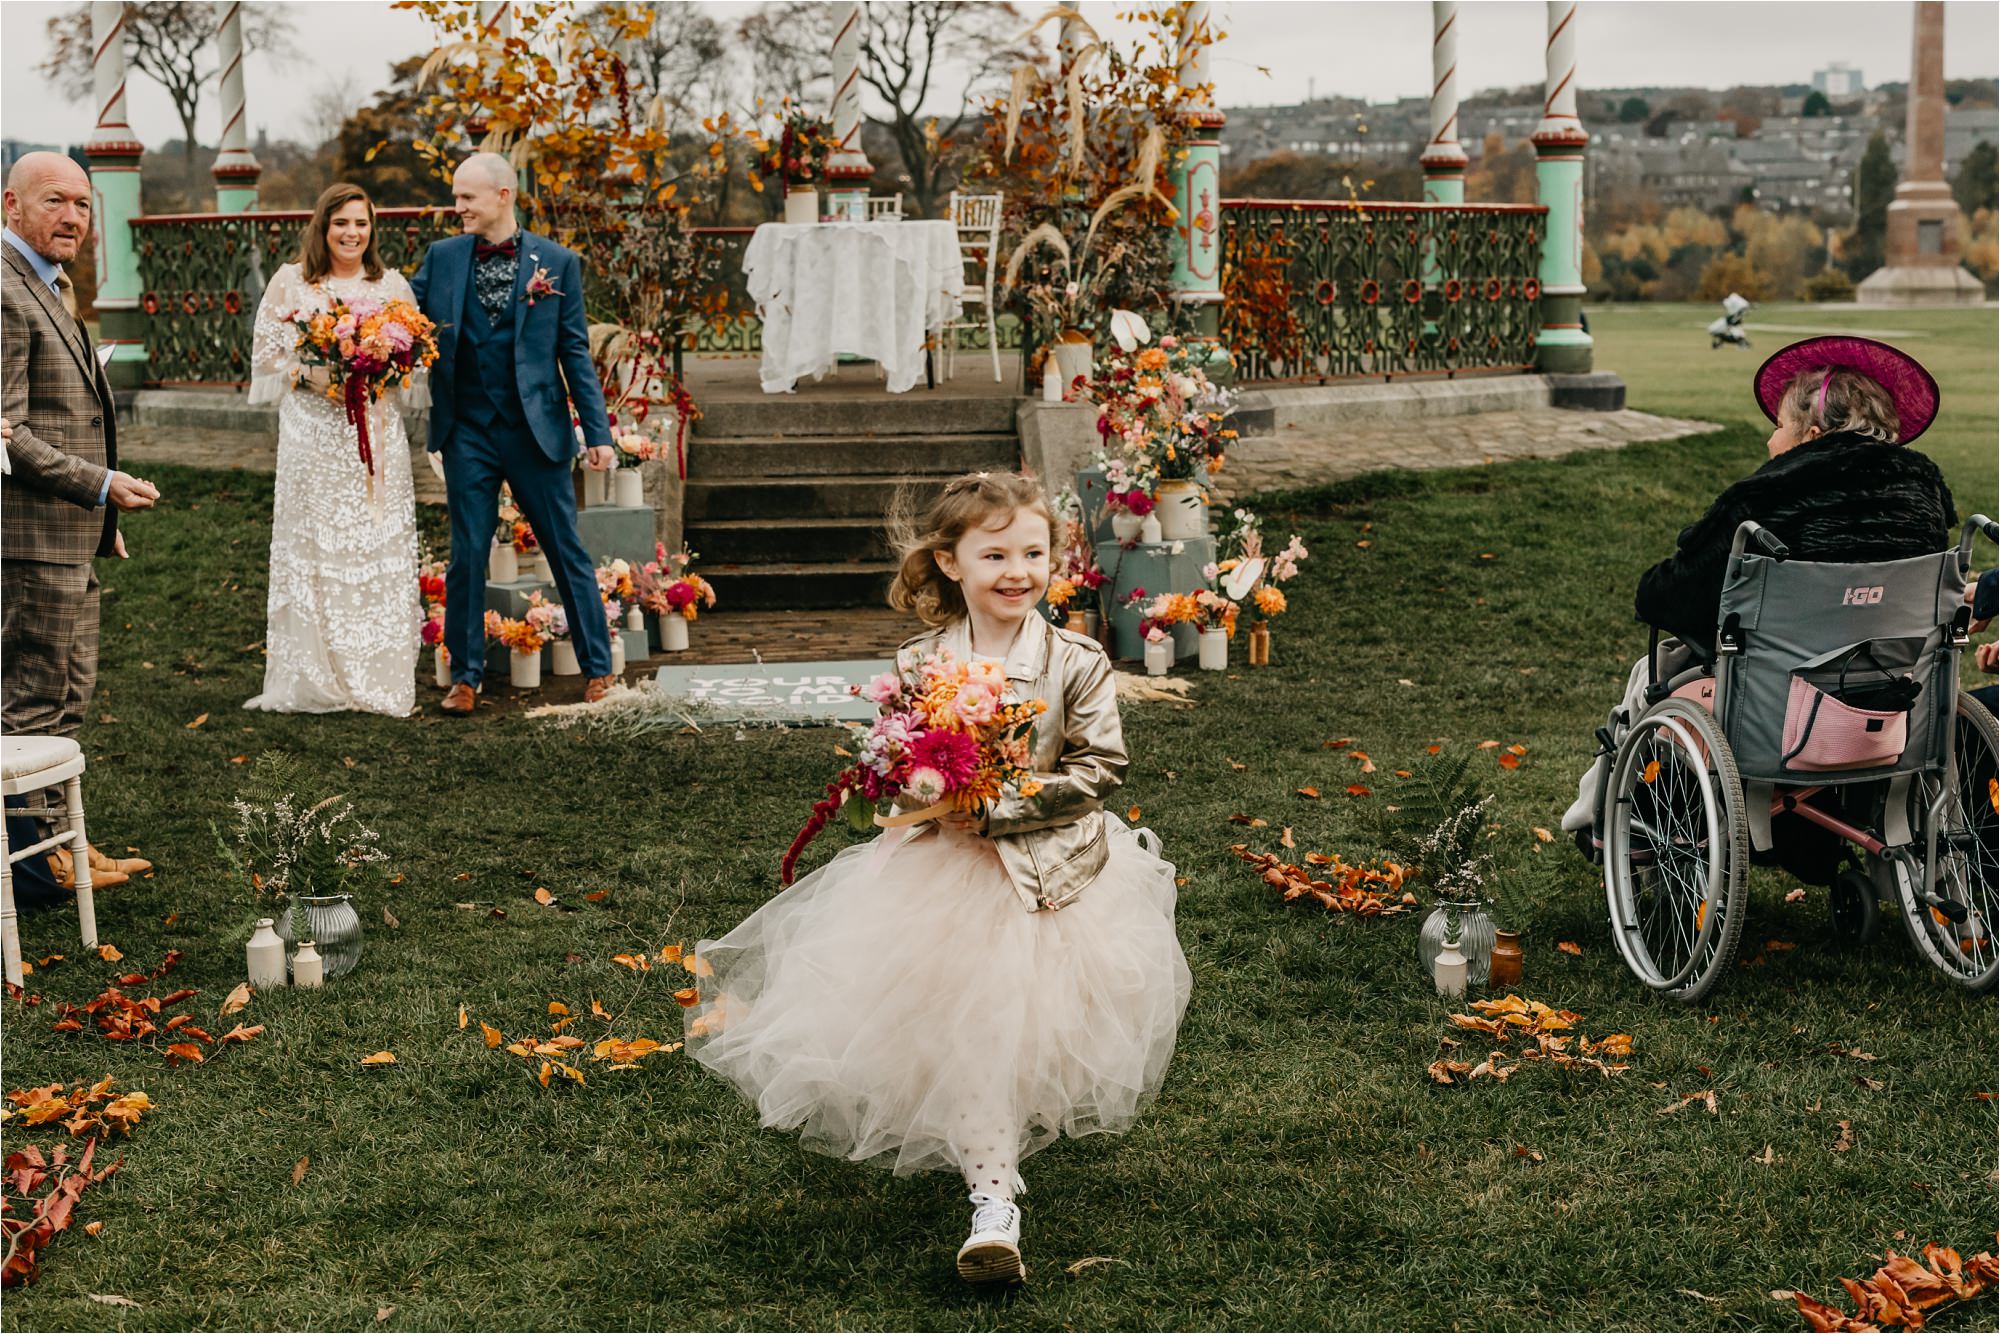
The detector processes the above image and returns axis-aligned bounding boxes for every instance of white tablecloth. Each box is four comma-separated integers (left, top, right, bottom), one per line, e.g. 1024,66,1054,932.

741,220,964,394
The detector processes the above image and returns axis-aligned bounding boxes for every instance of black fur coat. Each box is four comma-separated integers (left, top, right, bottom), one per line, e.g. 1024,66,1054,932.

1635,431,1959,652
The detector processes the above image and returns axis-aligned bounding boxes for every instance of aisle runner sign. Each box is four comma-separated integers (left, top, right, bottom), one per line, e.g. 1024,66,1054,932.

651,660,890,724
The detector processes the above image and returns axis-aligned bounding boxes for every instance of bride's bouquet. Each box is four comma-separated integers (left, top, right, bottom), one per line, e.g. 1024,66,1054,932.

291,297,438,493
779,649,1047,885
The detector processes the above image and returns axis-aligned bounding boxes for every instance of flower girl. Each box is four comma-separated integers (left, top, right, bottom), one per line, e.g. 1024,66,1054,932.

686,472,1192,1284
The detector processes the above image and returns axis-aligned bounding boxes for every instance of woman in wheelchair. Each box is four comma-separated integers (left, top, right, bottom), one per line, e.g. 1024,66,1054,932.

1563,337,1998,1000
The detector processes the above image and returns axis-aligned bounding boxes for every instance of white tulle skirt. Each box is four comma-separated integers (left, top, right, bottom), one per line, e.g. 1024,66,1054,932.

686,815,1192,1178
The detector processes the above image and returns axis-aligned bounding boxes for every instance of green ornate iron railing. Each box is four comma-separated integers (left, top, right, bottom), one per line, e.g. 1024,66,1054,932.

1218,199,1547,383
130,211,1019,385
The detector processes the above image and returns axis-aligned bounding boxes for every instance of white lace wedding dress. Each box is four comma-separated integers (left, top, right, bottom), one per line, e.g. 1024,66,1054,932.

244,262,422,716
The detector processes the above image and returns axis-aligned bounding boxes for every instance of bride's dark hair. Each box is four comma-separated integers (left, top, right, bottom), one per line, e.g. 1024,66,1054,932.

297,182,385,283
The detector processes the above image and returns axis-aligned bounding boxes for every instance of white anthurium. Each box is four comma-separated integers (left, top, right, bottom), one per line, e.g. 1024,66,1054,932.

1223,557,1266,602
1109,308,1152,352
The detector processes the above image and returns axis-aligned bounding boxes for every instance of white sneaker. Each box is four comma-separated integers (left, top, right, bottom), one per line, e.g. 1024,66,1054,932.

955,1192,1025,1284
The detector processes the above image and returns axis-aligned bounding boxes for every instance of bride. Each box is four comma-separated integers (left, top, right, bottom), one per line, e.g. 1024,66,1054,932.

245,182,422,715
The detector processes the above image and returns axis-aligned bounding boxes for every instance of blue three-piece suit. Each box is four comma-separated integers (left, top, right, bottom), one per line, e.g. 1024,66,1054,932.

410,230,614,686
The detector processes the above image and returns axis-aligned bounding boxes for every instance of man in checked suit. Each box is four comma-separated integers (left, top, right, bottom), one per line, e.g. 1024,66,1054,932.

2,151,160,903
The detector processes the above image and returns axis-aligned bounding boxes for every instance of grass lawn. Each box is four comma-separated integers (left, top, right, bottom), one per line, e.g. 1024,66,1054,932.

2,303,1996,1331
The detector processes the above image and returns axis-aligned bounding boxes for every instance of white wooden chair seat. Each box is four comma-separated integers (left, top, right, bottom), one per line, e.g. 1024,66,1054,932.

1,733,99,985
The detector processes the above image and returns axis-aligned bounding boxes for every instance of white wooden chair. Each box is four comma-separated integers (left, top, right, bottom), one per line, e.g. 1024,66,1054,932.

1,735,98,986
866,193,905,221
943,190,1003,383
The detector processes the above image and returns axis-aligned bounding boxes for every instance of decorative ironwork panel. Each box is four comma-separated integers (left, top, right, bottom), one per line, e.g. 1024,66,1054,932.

1219,199,1545,384
131,212,1021,383
132,208,459,385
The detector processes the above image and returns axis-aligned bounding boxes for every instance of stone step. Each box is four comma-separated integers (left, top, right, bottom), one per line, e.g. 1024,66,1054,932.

694,394,1019,440
701,560,899,611
685,516,894,565
687,433,1019,479
684,474,949,522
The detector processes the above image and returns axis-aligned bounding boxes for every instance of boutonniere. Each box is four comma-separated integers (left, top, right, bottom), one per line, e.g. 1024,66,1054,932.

524,263,560,306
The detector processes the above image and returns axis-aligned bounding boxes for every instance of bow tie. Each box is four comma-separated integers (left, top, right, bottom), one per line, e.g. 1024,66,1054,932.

474,237,518,261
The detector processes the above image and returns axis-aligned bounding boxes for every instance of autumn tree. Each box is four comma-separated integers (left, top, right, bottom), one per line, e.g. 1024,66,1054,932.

36,3,297,184
739,0,1039,218
332,57,442,207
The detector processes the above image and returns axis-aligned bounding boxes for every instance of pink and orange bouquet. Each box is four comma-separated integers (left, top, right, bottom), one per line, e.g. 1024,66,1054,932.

290,296,437,489
637,545,717,622
485,602,556,656
1216,508,1308,620
779,650,1048,885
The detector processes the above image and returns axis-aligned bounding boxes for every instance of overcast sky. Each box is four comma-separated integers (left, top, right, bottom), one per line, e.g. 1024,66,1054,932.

3,1,1996,152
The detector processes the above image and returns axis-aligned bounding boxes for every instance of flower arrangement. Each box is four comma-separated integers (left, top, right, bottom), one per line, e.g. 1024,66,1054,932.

596,558,639,610
752,102,835,186
637,544,717,622
1215,509,1309,620
486,604,553,656
1045,492,1108,614
1085,314,1236,485
289,296,438,493
779,650,1048,885
214,752,389,909
510,520,541,556
613,427,664,469
524,590,568,643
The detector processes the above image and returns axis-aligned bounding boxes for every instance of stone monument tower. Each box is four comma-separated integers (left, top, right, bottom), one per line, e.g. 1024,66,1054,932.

1857,1,1983,305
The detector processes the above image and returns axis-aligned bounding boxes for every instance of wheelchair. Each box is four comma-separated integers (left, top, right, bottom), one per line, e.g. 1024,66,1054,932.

1585,515,1999,1003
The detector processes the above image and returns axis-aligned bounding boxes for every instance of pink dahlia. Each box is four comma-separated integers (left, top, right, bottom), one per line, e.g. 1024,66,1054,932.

909,728,980,791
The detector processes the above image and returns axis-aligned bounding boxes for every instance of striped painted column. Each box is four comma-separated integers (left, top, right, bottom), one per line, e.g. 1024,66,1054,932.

1531,0,1592,371
1169,0,1225,337
825,2,873,217
210,2,260,211
1420,2,1470,296
88,0,146,387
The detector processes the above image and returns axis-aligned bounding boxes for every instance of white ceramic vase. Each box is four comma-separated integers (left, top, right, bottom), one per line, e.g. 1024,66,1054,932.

614,469,645,508
1051,337,1092,397
1198,627,1228,671
1143,636,1173,677
610,634,626,675
509,648,542,689
246,918,286,991
582,468,608,508
551,641,580,676
1155,479,1208,540
534,553,553,582
291,941,324,989
1433,937,1469,998
1041,358,1062,402
1110,512,1143,543
491,543,519,583
626,606,646,632
433,646,450,689
783,186,818,225
661,615,690,652
1139,513,1164,544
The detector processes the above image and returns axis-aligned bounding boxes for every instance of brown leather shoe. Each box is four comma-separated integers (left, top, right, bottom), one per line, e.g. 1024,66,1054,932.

440,682,478,715
90,844,152,876
50,846,128,891
584,674,617,703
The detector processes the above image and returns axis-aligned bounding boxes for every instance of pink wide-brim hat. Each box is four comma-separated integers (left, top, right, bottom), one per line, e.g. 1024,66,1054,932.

1753,336,1940,444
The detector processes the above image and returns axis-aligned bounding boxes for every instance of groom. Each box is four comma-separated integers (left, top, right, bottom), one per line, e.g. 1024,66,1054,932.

412,152,618,713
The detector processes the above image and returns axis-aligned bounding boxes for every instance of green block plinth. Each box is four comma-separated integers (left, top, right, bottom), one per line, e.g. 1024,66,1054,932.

577,504,657,568
1096,536,1216,661
484,575,555,620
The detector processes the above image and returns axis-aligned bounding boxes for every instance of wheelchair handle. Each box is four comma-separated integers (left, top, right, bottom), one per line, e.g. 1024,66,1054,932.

1730,520,1790,562
1960,514,1998,571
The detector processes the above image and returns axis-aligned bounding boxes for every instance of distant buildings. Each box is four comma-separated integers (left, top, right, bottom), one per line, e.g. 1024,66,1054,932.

1814,63,1865,98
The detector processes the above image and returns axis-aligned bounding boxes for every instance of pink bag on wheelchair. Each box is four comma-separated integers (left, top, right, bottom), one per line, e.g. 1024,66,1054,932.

1780,641,1922,772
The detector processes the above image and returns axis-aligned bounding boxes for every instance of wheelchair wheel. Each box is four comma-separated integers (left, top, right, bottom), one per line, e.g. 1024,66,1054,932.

1829,866,1881,945
1888,693,1999,991
1604,698,1748,1003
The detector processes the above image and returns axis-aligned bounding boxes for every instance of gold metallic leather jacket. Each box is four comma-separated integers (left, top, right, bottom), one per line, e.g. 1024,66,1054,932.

897,614,1128,912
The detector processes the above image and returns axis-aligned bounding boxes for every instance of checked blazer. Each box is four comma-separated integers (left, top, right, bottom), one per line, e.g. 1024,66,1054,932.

2,241,118,564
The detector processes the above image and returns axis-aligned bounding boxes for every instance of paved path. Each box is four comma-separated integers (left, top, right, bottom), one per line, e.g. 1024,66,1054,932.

1215,406,1716,498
